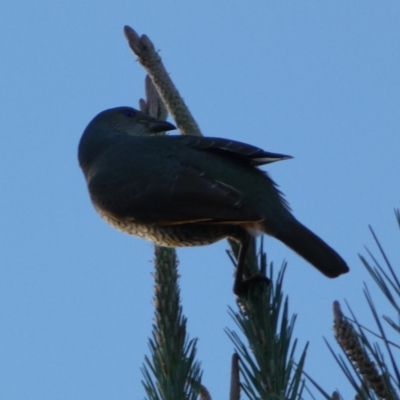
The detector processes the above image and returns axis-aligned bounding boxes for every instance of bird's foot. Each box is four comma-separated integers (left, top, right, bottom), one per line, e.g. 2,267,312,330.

233,273,270,296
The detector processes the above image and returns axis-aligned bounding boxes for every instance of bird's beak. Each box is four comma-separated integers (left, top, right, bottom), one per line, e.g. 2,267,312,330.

147,119,176,134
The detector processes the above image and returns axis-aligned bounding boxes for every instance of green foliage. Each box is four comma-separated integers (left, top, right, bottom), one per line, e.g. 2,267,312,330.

142,239,308,400
141,246,202,400
226,239,308,400
326,210,400,400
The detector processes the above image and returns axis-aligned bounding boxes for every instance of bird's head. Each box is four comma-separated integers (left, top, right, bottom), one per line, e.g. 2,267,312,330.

86,107,176,137
78,107,176,174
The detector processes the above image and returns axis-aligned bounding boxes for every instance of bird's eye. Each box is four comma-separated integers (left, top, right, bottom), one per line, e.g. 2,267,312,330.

123,109,136,118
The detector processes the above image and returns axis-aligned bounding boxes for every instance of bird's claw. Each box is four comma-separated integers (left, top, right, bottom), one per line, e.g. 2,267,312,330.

233,273,270,296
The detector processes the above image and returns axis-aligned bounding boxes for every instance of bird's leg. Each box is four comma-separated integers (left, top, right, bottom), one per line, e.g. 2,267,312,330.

233,232,270,296
233,234,251,295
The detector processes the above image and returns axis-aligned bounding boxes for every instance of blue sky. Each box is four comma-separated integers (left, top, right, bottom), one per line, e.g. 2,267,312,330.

1,2,399,399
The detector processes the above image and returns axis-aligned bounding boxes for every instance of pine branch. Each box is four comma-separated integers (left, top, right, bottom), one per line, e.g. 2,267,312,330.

134,66,205,399
124,25,202,136
141,246,203,400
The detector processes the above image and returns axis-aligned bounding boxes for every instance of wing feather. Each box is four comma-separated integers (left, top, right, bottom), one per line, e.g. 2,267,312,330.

176,136,292,166
89,163,263,225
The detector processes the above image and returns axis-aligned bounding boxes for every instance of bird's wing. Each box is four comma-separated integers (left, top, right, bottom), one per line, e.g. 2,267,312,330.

174,136,292,166
89,163,263,226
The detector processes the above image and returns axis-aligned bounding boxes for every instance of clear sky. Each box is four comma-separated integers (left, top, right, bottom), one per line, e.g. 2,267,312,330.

1,2,399,399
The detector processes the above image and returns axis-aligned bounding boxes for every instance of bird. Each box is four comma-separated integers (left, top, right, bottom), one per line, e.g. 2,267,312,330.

78,106,349,294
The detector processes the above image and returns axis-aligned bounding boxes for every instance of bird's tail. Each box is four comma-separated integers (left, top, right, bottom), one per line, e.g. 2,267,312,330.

273,219,349,278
